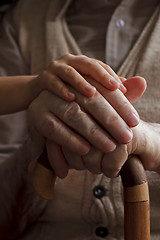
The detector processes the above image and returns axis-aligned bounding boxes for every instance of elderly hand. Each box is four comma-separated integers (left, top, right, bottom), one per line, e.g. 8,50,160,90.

65,119,160,178
28,69,146,178
56,76,148,178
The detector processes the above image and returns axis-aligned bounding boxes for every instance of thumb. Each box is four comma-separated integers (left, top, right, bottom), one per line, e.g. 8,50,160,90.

122,76,147,104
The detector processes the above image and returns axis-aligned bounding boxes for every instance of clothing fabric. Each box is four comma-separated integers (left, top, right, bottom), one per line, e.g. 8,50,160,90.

0,0,160,239
66,0,121,63
66,0,158,71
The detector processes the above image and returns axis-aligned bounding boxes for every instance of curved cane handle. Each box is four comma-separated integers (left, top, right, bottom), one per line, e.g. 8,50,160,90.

120,155,150,240
32,148,56,200
32,152,150,239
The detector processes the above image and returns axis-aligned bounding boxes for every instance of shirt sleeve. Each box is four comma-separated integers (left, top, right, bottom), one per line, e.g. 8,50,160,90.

0,8,29,76
0,9,29,161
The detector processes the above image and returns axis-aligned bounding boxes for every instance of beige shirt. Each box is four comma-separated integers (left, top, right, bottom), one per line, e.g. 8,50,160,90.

0,0,160,239
66,0,159,70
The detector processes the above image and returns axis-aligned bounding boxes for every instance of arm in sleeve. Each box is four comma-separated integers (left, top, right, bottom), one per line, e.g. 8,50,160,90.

0,8,29,76
0,10,46,239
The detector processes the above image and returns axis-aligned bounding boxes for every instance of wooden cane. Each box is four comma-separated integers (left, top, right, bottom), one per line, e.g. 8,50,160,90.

32,148,56,200
32,151,150,239
120,155,150,240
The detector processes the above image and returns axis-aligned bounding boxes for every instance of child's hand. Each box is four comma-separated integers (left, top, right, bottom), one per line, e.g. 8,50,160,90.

36,54,126,102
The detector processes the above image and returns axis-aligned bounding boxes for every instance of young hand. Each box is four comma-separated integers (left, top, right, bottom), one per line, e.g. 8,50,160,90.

34,54,126,102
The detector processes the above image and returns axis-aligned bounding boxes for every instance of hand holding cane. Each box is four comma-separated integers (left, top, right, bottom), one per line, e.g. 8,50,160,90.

32,151,150,240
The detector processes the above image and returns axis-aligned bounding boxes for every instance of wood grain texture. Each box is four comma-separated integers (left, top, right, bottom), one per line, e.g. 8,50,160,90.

124,201,150,240
121,156,150,240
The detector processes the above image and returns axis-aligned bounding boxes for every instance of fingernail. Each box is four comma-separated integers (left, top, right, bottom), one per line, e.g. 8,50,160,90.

122,128,133,143
66,91,75,99
119,83,127,93
80,144,90,155
85,84,96,96
103,139,116,152
127,112,140,127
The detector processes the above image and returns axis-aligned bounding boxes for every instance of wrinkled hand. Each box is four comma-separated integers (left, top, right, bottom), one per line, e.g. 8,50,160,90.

65,119,160,178
28,73,146,178
57,76,149,178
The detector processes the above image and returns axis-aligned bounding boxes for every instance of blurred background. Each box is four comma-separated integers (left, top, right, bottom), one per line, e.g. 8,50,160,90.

0,0,19,18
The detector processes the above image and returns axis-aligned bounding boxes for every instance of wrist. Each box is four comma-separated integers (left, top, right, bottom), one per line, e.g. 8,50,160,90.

29,75,40,101
132,121,160,173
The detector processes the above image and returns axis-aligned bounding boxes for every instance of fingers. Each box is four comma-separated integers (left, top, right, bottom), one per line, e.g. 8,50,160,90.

101,144,128,178
123,76,147,104
28,93,91,155
64,54,121,91
69,85,134,144
43,91,116,152
46,140,68,179
63,147,103,174
41,54,123,101
82,144,128,178
49,61,96,97
97,60,127,93
63,144,128,178
84,77,140,128
38,71,76,101
82,147,103,174
62,148,85,171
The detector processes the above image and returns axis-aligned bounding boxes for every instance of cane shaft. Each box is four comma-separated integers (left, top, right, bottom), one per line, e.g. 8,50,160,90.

32,149,56,200
121,156,150,240
32,152,150,239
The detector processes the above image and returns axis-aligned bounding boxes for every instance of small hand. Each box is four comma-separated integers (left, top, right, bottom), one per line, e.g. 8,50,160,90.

35,54,125,102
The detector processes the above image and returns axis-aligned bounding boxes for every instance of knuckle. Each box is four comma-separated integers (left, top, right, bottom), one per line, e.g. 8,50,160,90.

44,118,57,138
105,64,109,69
101,145,128,178
97,59,103,64
63,102,81,121
63,53,72,59
88,126,99,137
101,73,110,81
60,53,73,62
107,114,119,125
83,90,99,106
78,55,94,65
49,60,57,69
59,85,67,96
64,65,74,75
78,54,86,60
102,163,120,178
85,59,95,69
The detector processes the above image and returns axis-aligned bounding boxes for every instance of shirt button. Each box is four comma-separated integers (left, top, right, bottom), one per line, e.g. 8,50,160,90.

93,185,107,199
116,18,125,28
95,226,109,238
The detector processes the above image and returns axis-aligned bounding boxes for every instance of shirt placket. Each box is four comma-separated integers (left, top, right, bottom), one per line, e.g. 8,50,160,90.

105,0,129,72
82,172,123,239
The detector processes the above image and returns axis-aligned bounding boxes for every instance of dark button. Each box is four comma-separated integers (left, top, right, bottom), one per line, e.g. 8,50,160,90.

93,185,107,199
95,226,109,238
